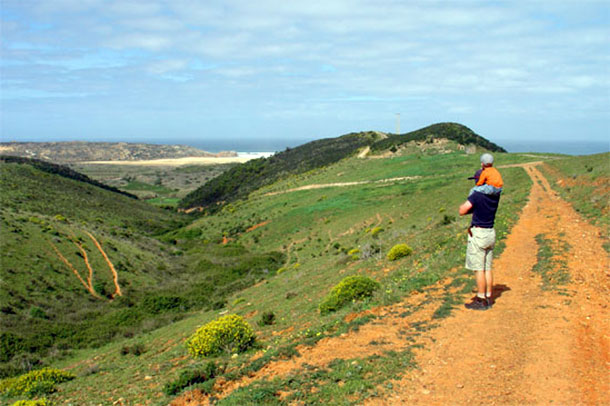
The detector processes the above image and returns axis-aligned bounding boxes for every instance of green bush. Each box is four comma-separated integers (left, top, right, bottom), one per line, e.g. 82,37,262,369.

387,243,413,261
257,311,276,326
186,314,255,358
319,275,380,314
163,361,222,396
120,343,146,356
0,332,23,362
0,367,75,397
141,295,187,314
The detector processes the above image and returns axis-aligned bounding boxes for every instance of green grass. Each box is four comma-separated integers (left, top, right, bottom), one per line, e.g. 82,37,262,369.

532,234,572,293
3,149,548,404
0,162,283,380
538,152,609,251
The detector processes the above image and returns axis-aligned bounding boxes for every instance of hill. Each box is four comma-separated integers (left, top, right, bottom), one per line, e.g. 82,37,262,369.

0,160,283,378
0,141,235,163
10,147,553,404
0,156,138,199
179,122,504,212
3,133,605,405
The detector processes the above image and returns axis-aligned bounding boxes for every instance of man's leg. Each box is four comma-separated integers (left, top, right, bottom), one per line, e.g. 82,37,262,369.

465,270,489,310
485,269,493,297
475,270,487,297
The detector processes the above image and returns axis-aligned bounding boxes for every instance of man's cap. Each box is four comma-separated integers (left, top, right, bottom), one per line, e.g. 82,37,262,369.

480,153,494,165
468,169,482,182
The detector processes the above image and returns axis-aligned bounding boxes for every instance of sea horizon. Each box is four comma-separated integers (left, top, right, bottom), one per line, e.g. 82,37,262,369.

2,137,607,157
178,138,609,157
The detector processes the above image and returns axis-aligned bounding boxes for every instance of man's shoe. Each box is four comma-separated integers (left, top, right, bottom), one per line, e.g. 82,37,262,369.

486,297,494,307
464,297,489,311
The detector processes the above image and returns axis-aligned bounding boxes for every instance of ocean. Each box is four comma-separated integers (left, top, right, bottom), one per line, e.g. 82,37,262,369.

499,141,609,156
167,138,608,156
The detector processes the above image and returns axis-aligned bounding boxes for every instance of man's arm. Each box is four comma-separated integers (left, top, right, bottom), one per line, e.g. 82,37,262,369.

459,200,473,216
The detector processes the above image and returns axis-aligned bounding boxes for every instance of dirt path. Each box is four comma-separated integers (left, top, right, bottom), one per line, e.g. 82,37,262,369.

174,162,609,405
366,162,609,405
264,176,421,197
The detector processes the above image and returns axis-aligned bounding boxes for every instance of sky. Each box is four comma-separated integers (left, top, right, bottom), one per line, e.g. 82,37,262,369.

1,0,609,152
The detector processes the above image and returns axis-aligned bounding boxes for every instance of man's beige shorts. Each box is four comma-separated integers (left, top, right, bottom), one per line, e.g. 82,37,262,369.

465,227,496,271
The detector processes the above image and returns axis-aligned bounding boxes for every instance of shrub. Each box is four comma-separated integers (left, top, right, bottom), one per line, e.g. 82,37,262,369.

347,248,361,260
387,244,413,261
370,227,384,237
319,275,380,314
11,400,50,406
120,343,146,356
257,311,275,326
141,295,187,314
0,367,75,397
441,214,455,225
186,314,255,358
0,332,23,362
163,361,222,396
29,306,48,319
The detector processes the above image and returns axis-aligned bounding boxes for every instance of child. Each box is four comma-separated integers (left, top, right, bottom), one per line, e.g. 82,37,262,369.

468,153,503,196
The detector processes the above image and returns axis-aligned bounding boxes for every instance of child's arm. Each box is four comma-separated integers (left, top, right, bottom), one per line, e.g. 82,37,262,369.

476,169,488,186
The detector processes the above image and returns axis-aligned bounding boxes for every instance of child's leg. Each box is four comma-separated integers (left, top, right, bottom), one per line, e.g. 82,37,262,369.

471,185,502,196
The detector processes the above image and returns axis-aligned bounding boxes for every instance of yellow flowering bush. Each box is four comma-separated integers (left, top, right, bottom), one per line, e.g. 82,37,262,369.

186,314,255,358
0,368,74,397
387,243,413,261
319,275,380,314
11,399,50,406
370,227,384,237
347,248,361,260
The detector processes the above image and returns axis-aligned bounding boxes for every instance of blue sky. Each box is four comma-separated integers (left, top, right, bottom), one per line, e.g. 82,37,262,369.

1,0,609,151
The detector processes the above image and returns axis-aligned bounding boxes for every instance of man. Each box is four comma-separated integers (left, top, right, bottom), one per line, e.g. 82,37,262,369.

458,153,501,310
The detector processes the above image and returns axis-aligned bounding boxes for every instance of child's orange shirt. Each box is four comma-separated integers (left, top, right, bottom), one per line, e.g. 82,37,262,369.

476,167,503,188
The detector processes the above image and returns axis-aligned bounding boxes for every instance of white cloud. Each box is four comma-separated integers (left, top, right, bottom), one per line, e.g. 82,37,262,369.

146,59,188,75
106,34,172,51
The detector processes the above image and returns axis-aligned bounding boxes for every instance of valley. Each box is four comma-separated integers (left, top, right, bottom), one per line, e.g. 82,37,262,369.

1,124,608,405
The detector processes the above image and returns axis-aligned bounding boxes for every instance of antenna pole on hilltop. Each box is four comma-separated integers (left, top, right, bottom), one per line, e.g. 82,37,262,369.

396,113,400,134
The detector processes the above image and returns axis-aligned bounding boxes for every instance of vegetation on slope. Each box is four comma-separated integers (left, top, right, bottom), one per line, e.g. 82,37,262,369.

179,123,505,212
178,132,381,211
34,150,545,405
371,122,506,153
0,161,283,379
538,152,609,251
0,156,137,199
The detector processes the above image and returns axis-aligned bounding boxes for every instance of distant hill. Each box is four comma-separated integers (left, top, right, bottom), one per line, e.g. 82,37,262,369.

179,122,505,211
0,156,137,199
371,122,506,153
0,141,235,163
178,131,384,211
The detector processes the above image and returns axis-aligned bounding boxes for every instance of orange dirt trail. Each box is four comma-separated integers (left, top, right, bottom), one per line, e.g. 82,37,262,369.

366,163,609,405
173,162,609,405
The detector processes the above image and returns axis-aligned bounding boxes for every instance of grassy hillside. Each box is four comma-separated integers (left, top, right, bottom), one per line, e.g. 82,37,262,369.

0,156,137,199
0,161,283,380
538,152,609,250
178,123,502,212
178,131,381,212
12,149,551,405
